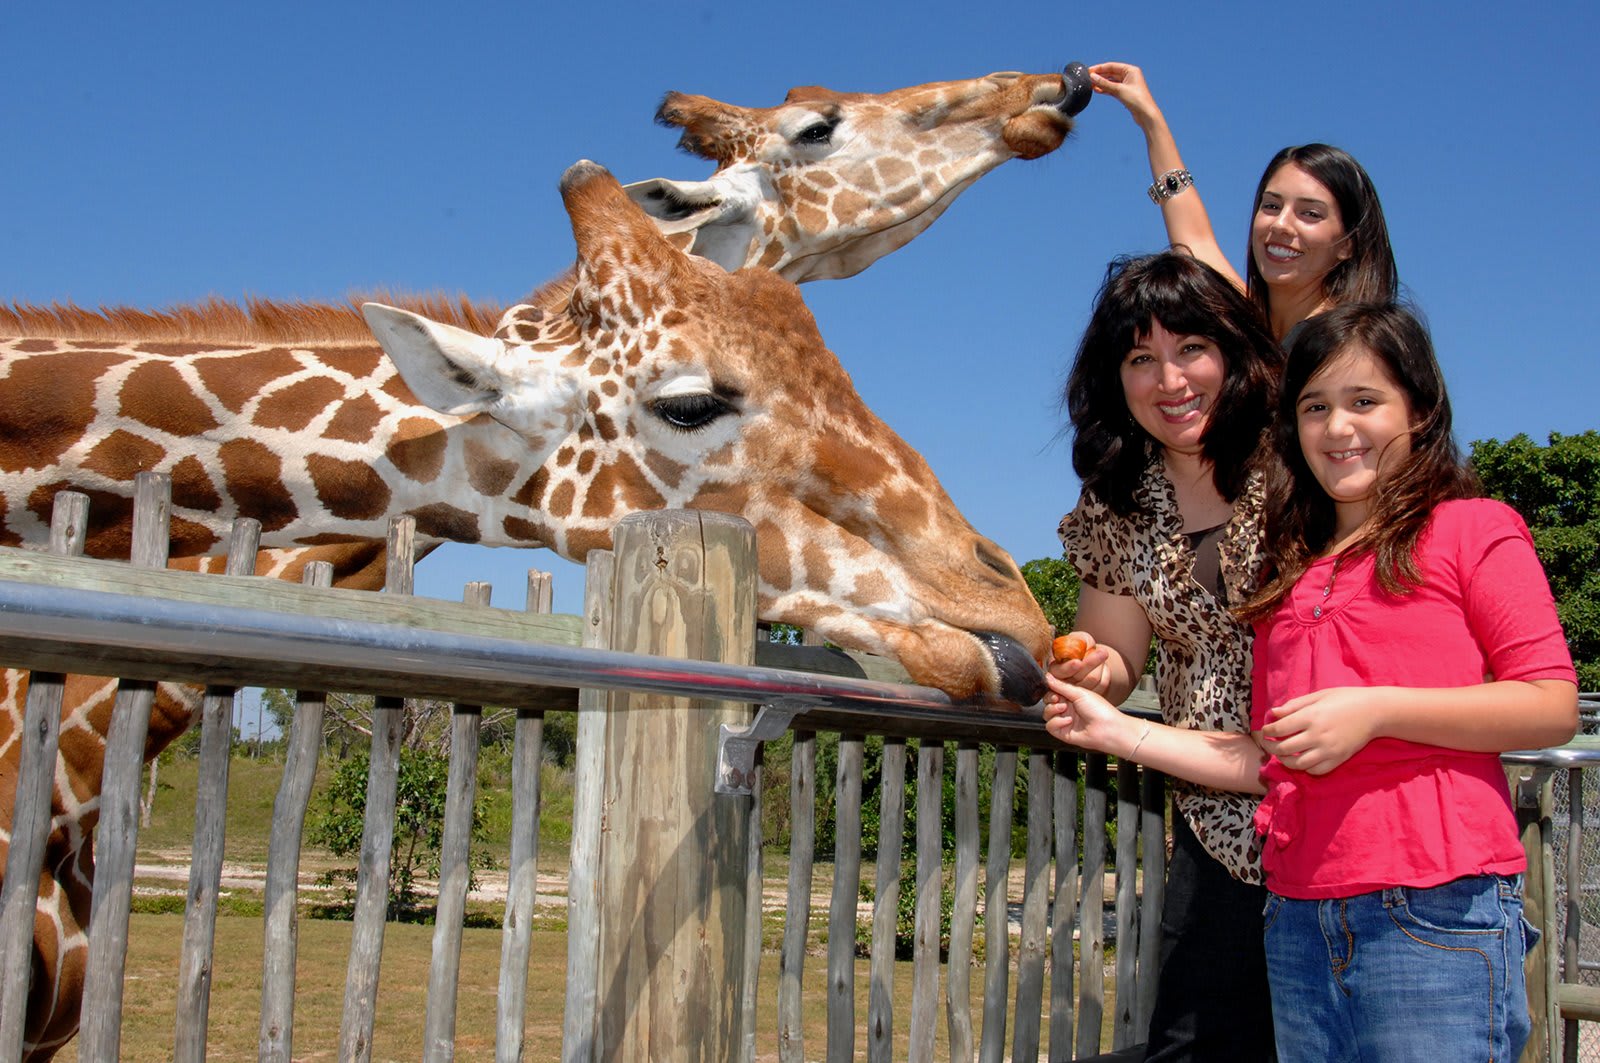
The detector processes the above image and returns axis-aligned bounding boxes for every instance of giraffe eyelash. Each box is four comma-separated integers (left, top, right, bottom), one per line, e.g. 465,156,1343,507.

648,392,737,432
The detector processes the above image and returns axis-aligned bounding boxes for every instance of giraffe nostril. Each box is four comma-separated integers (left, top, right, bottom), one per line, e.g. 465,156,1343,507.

974,538,1015,582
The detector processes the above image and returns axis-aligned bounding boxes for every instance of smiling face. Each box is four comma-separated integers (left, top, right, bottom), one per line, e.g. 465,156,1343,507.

1294,343,1415,534
1250,162,1352,301
1119,321,1227,457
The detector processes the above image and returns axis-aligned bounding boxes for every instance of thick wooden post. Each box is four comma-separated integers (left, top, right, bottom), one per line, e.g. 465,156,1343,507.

594,510,757,1062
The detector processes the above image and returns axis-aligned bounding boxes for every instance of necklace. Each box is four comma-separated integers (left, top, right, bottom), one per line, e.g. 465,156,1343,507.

1313,556,1344,619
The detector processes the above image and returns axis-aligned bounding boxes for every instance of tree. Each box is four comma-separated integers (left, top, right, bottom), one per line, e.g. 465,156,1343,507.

1021,555,1081,635
309,745,491,917
1471,431,1600,690
261,687,521,758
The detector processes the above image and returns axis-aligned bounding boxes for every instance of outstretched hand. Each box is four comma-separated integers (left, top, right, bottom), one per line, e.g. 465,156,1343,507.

1258,687,1381,775
1046,630,1114,695
1088,62,1163,126
1042,672,1140,756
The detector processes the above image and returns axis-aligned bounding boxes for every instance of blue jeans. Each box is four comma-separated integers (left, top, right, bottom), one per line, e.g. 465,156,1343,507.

1262,875,1535,1063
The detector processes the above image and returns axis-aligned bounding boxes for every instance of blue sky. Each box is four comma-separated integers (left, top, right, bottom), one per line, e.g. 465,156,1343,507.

5,1,1597,621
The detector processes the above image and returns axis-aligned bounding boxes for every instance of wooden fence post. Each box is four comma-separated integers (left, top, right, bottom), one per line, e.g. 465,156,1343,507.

593,510,757,1061
0,491,87,1059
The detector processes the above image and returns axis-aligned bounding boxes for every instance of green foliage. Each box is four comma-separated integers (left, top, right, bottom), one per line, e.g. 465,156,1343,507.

309,746,492,918
1022,555,1081,634
1472,431,1600,689
541,711,578,768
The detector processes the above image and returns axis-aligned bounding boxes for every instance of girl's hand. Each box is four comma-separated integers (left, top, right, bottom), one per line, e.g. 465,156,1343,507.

1258,687,1380,775
1043,674,1140,756
1088,62,1162,126
1046,631,1113,695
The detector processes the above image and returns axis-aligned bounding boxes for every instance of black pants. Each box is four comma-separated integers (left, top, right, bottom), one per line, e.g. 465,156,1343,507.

1082,809,1276,1062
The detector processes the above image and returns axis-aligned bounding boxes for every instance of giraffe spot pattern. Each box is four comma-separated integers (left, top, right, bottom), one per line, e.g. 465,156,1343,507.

548,480,575,519
254,376,345,432
802,540,835,591
120,361,221,435
170,454,223,512
644,450,686,490
0,349,131,473
313,346,383,379
219,439,299,532
514,469,546,510
755,519,792,591
851,570,894,607
408,503,480,543
81,429,164,481
500,515,545,544
384,417,447,483
464,440,518,497
583,453,662,519
306,454,391,521
322,394,385,443
194,348,301,414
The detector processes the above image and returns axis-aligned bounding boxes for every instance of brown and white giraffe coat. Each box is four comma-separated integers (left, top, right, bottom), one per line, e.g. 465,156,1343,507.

0,64,1091,1058
4,164,1054,697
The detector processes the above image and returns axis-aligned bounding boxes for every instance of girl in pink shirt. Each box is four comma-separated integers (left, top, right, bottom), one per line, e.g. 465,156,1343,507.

1044,303,1578,1061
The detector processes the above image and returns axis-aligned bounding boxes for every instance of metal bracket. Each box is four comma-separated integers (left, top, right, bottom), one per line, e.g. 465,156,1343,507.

1513,764,1557,809
716,701,806,796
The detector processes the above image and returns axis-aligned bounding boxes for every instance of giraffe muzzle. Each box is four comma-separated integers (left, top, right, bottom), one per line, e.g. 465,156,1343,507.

1059,62,1093,118
973,631,1049,707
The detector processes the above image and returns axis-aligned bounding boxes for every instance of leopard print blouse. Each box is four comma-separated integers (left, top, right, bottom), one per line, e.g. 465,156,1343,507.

1058,452,1268,884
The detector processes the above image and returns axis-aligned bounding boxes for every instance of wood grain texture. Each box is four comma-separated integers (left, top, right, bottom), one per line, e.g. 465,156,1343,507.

594,511,756,1063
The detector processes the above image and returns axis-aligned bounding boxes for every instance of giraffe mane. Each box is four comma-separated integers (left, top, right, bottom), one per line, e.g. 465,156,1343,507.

0,292,510,343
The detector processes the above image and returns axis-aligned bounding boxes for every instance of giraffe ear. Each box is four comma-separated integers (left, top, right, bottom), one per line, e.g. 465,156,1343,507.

362,303,509,416
624,174,761,273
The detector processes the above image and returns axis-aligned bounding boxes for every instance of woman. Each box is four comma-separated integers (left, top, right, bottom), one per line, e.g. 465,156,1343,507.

1055,251,1283,1060
1090,62,1397,343
1048,304,1577,1061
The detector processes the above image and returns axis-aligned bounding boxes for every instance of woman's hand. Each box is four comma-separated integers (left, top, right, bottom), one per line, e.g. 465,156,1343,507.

1043,674,1142,756
1258,687,1380,775
1088,62,1163,129
1046,630,1113,695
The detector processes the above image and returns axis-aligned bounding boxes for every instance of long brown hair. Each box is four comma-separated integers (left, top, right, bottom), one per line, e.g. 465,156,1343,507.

1244,144,1397,320
1237,304,1478,622
1066,252,1282,518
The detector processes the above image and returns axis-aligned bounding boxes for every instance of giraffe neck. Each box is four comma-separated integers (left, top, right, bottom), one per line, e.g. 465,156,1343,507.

0,325,561,559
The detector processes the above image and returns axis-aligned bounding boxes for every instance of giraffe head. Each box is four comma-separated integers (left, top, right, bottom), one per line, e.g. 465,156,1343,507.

626,64,1092,282
365,161,1051,701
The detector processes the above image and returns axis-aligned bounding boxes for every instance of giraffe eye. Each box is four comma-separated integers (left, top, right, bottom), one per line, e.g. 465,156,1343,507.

793,118,838,146
649,392,736,432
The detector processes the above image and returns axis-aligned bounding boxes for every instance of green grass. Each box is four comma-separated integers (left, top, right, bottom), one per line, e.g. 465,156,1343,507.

99,752,1122,1059
140,749,576,868
56,913,1106,1062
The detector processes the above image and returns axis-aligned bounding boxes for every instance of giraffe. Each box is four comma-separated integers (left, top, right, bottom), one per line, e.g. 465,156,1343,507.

175,61,1094,592
0,156,1063,1055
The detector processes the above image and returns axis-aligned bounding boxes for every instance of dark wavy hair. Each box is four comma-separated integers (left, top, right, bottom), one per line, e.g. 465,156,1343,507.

1066,252,1283,518
1245,144,1398,320
1237,303,1479,621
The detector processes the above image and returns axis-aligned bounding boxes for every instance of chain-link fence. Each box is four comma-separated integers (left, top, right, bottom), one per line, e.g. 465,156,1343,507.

1546,697,1600,1062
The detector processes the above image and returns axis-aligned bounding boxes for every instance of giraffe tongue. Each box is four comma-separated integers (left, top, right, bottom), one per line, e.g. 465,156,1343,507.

973,631,1049,707
1059,62,1093,117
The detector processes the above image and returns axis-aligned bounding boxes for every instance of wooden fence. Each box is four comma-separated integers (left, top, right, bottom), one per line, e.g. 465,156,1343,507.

0,473,1589,1061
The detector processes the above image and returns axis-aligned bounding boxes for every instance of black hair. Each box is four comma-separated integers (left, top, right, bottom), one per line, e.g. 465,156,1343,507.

1066,251,1283,518
1245,144,1398,319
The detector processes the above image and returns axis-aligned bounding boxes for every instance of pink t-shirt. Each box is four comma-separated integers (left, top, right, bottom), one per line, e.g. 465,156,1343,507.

1250,498,1577,899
